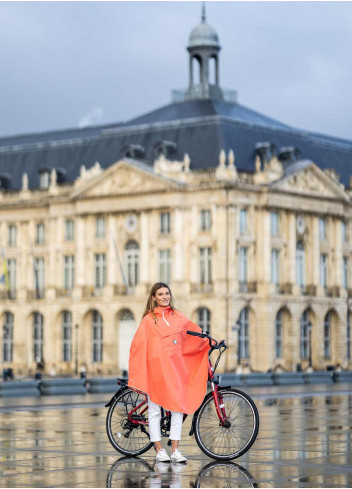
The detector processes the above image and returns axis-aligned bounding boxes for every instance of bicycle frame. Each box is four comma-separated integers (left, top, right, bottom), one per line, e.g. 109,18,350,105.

123,344,228,430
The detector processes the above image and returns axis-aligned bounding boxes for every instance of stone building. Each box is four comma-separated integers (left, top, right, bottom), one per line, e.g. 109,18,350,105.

1,8,352,376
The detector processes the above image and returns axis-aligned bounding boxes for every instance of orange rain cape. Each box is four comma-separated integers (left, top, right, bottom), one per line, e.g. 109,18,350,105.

128,306,211,414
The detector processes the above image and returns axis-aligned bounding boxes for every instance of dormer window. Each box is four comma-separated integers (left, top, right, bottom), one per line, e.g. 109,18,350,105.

39,167,66,189
39,169,50,189
255,142,276,165
153,140,177,159
122,144,145,159
0,174,11,190
278,146,300,164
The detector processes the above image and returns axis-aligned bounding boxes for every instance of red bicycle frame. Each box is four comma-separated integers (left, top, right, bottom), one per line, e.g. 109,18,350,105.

126,354,227,427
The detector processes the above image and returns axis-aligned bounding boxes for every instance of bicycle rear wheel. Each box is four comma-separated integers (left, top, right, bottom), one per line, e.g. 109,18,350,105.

106,388,153,456
194,388,259,461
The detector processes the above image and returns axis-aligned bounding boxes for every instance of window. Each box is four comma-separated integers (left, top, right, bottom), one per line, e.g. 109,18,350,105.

160,212,171,234
238,307,249,359
65,220,74,241
271,212,279,237
275,310,283,358
33,312,44,362
36,223,45,244
342,221,348,243
320,254,328,288
96,216,106,238
319,218,327,241
197,308,211,333
92,310,103,363
94,254,106,289
39,171,50,189
300,310,310,359
239,247,248,284
343,256,349,289
8,225,17,247
2,312,13,362
125,241,139,287
34,257,45,294
324,312,331,359
348,312,351,361
7,259,16,297
271,249,280,285
296,241,305,288
62,311,72,362
200,210,211,231
158,249,171,284
64,256,75,290
199,247,212,284
239,208,248,235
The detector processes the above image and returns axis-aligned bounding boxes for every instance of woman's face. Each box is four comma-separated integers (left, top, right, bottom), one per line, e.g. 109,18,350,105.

152,287,171,307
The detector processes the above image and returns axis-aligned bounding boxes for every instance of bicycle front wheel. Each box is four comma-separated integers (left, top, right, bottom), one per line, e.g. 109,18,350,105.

194,388,259,461
106,388,153,456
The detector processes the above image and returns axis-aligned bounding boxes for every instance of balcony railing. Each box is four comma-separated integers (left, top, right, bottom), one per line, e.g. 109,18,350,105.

171,87,238,104
114,285,130,296
56,288,72,298
0,290,16,300
302,285,317,296
190,283,213,294
27,289,45,300
279,283,293,295
239,282,257,293
325,286,340,298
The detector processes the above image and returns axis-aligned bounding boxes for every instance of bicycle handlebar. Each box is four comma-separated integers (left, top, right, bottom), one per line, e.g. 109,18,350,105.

186,330,228,351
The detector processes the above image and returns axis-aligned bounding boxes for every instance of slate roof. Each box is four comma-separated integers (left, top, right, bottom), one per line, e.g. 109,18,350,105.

1,98,352,190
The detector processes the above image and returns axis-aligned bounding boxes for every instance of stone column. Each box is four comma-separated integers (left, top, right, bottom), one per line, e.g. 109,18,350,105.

312,216,319,286
107,214,116,285
76,216,86,287
287,213,296,285
174,208,183,282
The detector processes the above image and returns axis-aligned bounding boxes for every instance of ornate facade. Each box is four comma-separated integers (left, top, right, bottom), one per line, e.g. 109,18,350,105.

1,8,352,376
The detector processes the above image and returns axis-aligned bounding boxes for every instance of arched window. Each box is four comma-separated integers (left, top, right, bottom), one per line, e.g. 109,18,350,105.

92,311,103,363
296,241,305,288
33,312,44,362
238,307,250,359
324,312,331,359
300,309,310,359
62,311,72,362
2,312,14,362
197,308,211,333
275,310,283,358
125,241,139,287
348,311,351,361
118,309,135,373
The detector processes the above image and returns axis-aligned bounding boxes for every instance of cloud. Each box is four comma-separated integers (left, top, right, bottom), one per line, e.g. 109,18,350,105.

78,106,103,128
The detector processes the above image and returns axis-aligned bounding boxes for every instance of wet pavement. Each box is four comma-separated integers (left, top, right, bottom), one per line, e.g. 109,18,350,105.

0,384,352,488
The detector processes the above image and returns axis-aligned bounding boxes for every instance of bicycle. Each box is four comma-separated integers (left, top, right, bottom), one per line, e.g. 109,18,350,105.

105,330,260,461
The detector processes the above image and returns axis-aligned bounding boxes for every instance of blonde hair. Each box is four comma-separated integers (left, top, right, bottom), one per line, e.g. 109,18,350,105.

142,282,177,322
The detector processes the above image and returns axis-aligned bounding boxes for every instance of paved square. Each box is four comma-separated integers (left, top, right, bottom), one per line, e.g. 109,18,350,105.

0,384,351,487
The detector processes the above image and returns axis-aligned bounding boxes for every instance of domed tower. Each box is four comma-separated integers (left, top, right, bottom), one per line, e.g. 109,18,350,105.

185,3,224,101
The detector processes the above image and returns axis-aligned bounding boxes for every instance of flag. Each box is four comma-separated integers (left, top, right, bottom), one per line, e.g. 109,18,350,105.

1,242,10,293
110,224,129,293
30,240,40,299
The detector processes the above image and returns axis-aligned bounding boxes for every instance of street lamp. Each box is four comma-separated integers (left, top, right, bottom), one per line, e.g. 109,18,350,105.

307,321,313,370
232,320,242,371
75,324,79,375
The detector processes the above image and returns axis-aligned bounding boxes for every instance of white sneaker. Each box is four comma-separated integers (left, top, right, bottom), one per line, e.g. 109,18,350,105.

156,448,170,462
171,449,187,463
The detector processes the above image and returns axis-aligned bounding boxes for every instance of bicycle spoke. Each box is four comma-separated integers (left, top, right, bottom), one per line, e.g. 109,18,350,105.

196,390,259,459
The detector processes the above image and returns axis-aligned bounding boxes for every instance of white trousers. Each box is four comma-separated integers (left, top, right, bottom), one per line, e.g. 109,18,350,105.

148,395,183,442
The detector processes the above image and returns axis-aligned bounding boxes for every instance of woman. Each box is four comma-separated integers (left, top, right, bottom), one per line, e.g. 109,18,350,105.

128,282,211,463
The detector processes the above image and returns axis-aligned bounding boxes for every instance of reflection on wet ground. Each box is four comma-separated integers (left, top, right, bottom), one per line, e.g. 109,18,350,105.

0,384,352,487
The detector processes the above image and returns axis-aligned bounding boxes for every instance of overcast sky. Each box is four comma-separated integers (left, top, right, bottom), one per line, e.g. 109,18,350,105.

1,1,351,140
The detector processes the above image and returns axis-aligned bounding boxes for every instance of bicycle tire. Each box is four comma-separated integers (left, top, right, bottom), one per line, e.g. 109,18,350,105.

106,388,154,456
194,388,259,461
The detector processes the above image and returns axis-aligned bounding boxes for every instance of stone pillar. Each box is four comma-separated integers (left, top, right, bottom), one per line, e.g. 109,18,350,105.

76,217,86,286
174,208,183,282
312,216,319,286
335,217,342,287
287,213,296,285
107,214,116,285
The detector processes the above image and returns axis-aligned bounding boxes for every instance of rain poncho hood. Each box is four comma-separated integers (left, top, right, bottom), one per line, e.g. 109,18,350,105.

128,306,211,414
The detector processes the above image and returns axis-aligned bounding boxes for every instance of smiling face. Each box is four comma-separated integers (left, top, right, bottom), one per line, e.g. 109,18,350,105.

152,287,171,308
